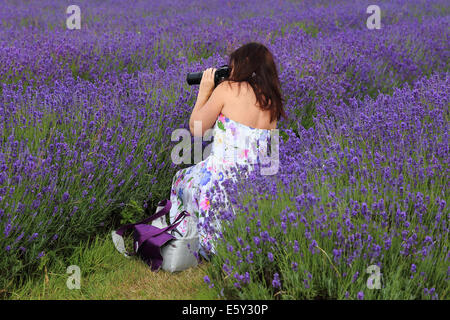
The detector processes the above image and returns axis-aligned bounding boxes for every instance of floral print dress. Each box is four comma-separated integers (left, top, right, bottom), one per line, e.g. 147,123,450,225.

169,112,272,257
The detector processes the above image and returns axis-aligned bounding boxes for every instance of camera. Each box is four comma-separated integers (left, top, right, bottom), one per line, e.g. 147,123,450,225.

186,65,231,87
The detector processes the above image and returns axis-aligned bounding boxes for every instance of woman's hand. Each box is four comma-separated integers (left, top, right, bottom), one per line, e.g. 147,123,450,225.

198,67,216,98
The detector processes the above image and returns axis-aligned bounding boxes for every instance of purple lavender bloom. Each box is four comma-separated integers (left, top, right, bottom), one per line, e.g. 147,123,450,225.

62,192,70,202
29,233,38,241
352,271,359,283
293,240,299,253
14,232,24,243
272,273,281,289
303,279,310,289
309,240,318,254
243,272,250,284
305,231,312,240
3,223,12,238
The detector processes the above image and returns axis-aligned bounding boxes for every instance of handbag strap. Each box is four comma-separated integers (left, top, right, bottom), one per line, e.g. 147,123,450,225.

112,199,172,257
130,211,189,256
146,211,189,239
112,200,191,258
115,199,172,237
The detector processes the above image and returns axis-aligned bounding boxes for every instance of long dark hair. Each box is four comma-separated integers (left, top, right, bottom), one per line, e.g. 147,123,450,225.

226,42,285,122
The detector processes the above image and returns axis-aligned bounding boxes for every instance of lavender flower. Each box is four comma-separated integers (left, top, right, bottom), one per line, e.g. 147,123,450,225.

272,273,281,289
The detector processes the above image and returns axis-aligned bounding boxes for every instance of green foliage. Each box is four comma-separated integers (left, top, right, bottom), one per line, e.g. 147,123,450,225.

120,199,145,225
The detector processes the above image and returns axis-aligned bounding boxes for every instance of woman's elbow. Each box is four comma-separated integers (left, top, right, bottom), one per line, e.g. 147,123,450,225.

189,117,196,135
190,126,204,137
189,118,204,137
189,125,197,136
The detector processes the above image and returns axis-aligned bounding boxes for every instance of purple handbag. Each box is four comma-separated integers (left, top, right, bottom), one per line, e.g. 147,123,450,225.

112,199,188,271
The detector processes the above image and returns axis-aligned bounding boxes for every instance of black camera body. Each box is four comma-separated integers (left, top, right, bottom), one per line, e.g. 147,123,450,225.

186,65,231,87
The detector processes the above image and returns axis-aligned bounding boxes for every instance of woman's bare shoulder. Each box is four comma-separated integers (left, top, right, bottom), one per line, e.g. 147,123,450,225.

220,80,239,89
221,80,252,95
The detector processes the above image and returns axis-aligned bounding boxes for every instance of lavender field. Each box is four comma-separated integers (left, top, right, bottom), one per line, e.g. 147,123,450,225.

0,0,449,299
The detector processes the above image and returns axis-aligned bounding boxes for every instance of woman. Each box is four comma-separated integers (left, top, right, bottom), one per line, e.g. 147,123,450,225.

169,42,285,260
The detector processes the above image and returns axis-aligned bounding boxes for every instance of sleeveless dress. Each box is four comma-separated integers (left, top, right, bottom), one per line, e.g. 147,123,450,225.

168,112,273,258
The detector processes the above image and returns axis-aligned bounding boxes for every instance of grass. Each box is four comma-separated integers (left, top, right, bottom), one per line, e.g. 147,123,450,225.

9,231,215,300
